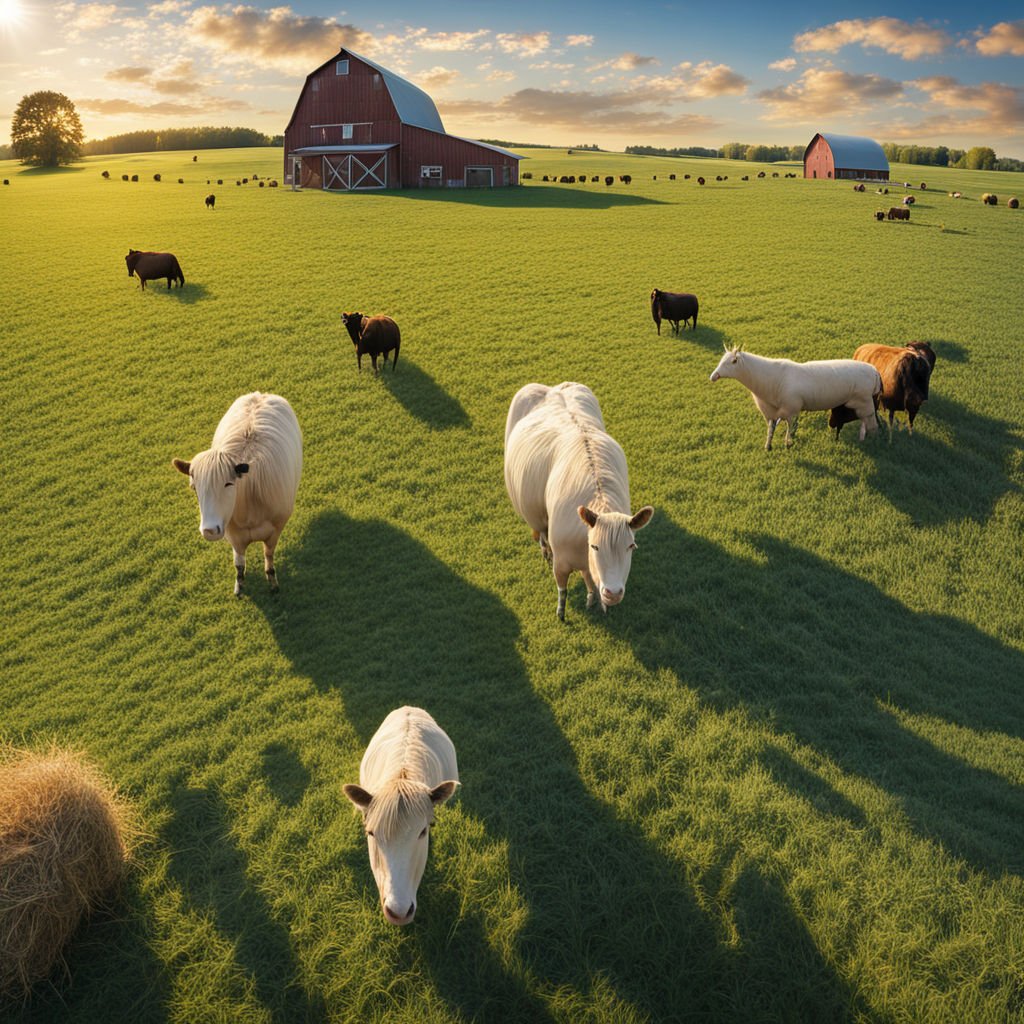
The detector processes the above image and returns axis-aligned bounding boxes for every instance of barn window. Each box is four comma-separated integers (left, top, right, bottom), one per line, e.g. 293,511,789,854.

336,59,349,75
373,73,382,90
421,165,442,180
311,78,319,92
465,166,493,188
342,124,353,140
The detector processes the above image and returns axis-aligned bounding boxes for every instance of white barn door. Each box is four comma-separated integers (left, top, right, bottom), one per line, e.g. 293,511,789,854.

321,153,388,191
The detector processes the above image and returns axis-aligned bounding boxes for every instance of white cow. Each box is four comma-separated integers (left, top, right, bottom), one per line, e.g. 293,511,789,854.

504,382,654,620
173,392,302,595
710,345,881,450
343,707,459,926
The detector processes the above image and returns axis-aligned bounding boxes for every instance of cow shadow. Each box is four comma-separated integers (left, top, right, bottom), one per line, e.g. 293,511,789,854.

920,338,969,364
3,875,171,1023
143,282,211,305
381,358,471,430
601,517,1024,875
262,741,311,809
254,510,870,1020
818,391,1020,525
387,186,666,210
162,784,324,1023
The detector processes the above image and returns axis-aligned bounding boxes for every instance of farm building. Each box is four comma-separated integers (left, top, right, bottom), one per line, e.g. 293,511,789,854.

284,49,522,191
803,133,889,181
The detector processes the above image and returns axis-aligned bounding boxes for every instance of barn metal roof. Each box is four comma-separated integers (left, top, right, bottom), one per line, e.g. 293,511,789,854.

445,134,525,160
809,133,889,171
345,50,446,134
292,144,398,154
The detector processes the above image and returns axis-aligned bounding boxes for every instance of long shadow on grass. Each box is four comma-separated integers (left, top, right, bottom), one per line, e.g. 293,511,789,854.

163,784,324,1023
606,518,1024,875
256,510,872,1021
384,185,666,210
811,391,1019,525
4,878,171,1024
381,358,471,429
129,282,211,305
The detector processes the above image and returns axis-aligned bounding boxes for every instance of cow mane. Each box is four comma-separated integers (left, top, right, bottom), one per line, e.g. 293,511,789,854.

209,394,301,512
363,775,433,842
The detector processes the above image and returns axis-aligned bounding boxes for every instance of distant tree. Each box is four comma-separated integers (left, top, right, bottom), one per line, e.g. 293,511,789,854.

788,144,804,161
11,91,83,167
720,142,749,160
965,146,997,170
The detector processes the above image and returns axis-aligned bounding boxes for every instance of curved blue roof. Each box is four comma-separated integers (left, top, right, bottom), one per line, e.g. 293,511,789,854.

809,133,888,172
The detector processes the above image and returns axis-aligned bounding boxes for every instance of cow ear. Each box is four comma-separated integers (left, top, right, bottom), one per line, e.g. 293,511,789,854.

578,505,598,528
172,458,191,475
429,780,459,806
234,463,249,477
630,506,654,531
343,784,373,810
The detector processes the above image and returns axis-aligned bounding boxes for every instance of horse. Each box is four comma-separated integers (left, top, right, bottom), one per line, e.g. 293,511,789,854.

172,392,302,595
343,707,459,926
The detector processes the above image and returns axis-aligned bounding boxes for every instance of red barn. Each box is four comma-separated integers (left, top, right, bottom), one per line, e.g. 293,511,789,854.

284,49,522,190
803,133,889,181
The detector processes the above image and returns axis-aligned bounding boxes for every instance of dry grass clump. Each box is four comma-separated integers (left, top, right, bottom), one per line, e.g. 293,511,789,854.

0,745,139,1000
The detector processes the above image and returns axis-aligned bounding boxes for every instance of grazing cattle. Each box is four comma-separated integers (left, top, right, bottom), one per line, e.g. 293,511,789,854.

205,194,215,210
757,171,766,178
902,195,915,205
604,176,614,186
710,344,881,450
622,175,632,184
591,176,599,182
173,392,302,595
887,207,910,221
831,342,936,438
715,175,722,182
125,249,184,290
153,173,161,182
101,170,109,179
343,707,459,927
504,382,654,620
982,193,998,206
341,311,401,373
669,174,676,180
697,177,705,186
950,191,962,199
684,174,690,180
651,288,699,334
741,175,749,181
875,211,886,220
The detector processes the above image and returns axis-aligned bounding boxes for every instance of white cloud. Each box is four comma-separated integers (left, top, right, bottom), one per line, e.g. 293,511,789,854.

565,34,593,47
974,20,1024,57
758,67,904,120
769,58,797,71
794,17,951,60
495,32,550,57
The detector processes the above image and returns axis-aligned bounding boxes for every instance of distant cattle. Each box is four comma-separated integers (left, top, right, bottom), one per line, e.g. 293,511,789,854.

669,174,676,180
205,194,215,209
875,211,885,221
651,288,698,334
888,207,910,221
697,177,705,186
341,312,401,373
757,171,766,178
902,195,915,205
605,176,614,186
125,249,185,290
741,175,749,181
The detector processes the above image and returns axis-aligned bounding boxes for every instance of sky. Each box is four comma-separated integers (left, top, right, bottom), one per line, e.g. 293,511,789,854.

0,0,1021,156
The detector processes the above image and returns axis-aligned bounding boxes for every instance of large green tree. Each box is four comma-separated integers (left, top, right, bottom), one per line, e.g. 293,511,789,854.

11,91,84,167
964,146,997,170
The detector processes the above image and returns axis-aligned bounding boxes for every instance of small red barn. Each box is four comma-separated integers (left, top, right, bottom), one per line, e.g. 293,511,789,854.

804,133,889,182
284,49,522,190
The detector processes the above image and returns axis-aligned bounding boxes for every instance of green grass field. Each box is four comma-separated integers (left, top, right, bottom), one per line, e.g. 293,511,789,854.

2,146,1023,1023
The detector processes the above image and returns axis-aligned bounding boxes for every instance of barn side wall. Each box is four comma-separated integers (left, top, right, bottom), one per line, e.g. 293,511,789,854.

284,56,401,182
804,136,834,179
400,125,519,187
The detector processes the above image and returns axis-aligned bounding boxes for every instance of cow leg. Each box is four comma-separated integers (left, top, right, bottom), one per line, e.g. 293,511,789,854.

553,561,572,621
231,542,246,597
357,351,362,372
166,277,172,290
263,530,281,591
784,415,799,447
765,418,779,451
907,407,917,436
582,567,597,610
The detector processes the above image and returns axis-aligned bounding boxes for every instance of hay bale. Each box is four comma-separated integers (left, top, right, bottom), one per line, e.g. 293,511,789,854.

1008,197,1019,209
0,745,137,999
982,193,998,205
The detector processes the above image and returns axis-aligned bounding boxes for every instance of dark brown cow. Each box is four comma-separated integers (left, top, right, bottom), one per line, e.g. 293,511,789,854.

651,289,699,334
887,207,910,220
341,312,401,373
125,249,184,290
830,342,936,438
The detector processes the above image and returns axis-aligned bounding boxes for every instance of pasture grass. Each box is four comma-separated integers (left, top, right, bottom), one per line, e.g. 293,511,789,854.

1,146,1023,1023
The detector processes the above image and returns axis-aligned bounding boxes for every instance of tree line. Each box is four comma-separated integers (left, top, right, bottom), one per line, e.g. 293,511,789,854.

880,143,1021,172
83,126,280,155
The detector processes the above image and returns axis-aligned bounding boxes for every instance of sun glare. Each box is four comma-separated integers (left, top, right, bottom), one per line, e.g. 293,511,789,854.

0,0,23,27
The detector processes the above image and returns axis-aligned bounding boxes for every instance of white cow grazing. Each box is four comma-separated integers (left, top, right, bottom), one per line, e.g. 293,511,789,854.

710,345,881,450
173,392,302,595
343,707,459,926
504,382,654,620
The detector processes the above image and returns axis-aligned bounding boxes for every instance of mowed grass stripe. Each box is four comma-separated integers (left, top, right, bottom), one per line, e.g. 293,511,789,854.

2,147,1023,1023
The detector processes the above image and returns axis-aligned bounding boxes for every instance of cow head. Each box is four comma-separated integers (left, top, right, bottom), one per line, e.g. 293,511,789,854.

343,777,458,925
577,505,654,608
710,343,744,382
173,453,248,541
